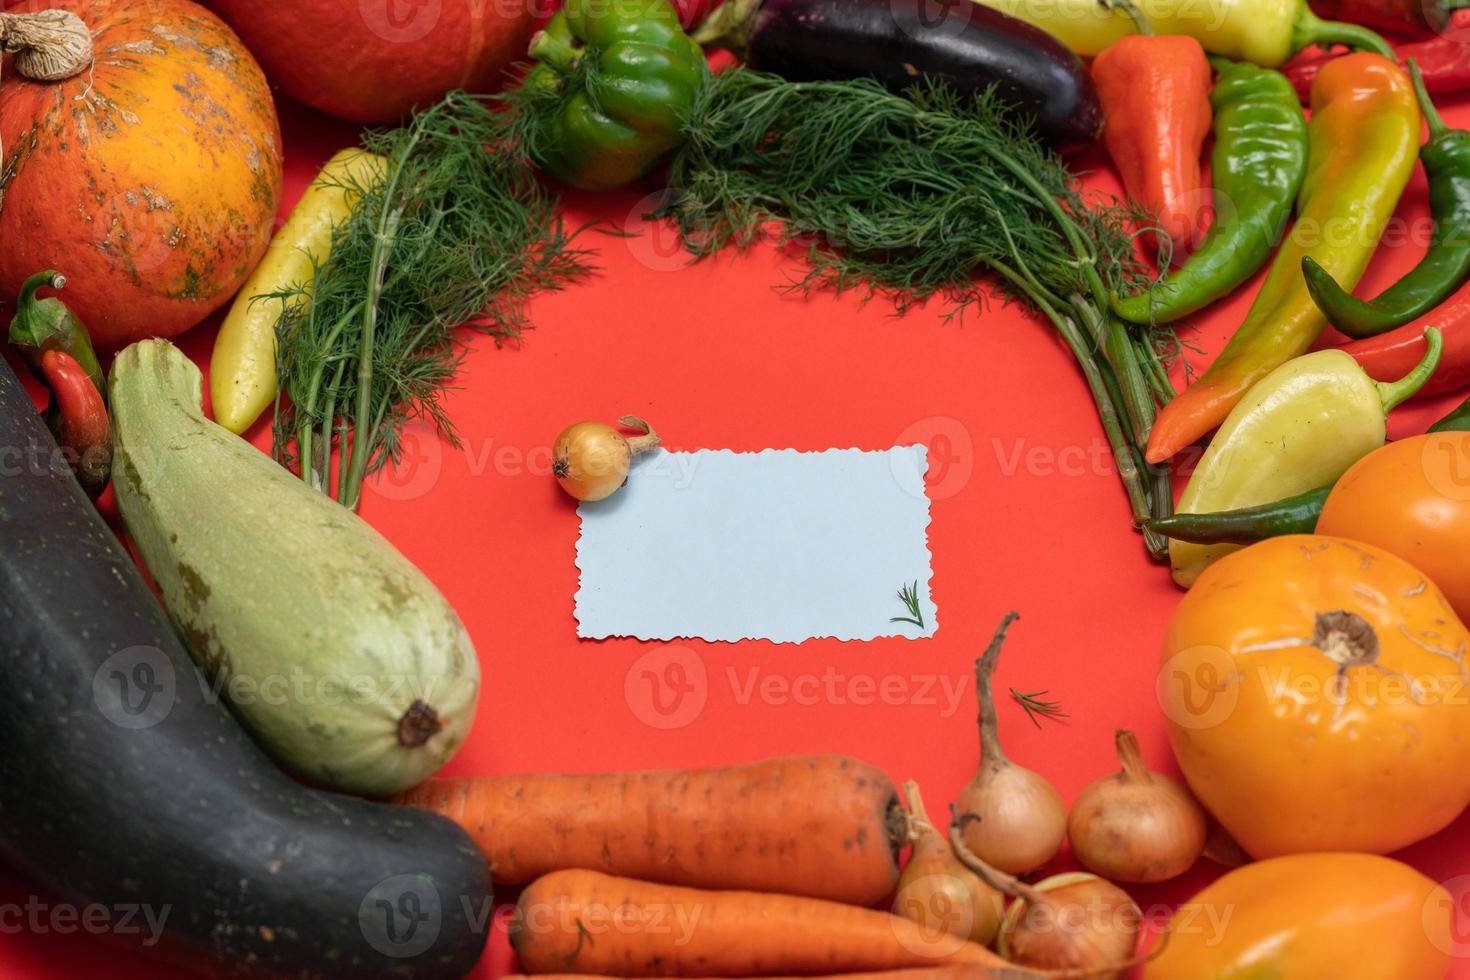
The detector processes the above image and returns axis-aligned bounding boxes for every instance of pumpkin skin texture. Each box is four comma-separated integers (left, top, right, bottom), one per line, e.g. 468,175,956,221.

0,0,283,349
200,0,539,123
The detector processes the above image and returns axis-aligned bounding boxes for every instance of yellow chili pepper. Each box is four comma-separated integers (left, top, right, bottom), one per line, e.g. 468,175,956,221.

1167,329,1441,586
976,0,1392,64
1149,53,1419,463
1143,853,1452,979
209,149,386,434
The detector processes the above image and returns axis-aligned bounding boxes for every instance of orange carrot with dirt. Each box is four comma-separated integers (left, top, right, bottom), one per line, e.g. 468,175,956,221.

510,869,1098,977
395,755,905,904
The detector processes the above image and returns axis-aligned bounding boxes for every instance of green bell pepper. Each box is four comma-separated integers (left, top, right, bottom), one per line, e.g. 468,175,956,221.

524,0,705,190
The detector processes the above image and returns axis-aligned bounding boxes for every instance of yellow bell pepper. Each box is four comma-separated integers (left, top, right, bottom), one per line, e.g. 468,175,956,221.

209,148,385,434
1144,853,1452,978
974,0,1391,64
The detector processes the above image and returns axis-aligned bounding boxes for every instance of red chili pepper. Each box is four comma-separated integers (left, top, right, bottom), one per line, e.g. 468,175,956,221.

1304,0,1459,36
1092,35,1213,262
1340,276,1470,397
1285,11,1470,101
39,349,112,500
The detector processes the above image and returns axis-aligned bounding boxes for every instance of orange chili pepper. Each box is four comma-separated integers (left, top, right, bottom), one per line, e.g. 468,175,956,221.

1092,35,1212,262
1147,53,1419,463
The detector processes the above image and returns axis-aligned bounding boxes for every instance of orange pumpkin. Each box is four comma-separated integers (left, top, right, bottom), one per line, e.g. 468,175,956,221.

0,0,282,349
1161,535,1470,858
1318,432,1470,624
200,0,539,123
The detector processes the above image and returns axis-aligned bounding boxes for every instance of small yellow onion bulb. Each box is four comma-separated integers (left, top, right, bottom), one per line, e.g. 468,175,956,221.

893,781,1004,946
553,416,659,501
997,872,1141,977
954,612,1067,875
1067,730,1208,883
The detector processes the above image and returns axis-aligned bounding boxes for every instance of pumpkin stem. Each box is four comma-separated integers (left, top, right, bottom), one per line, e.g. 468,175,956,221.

0,11,94,82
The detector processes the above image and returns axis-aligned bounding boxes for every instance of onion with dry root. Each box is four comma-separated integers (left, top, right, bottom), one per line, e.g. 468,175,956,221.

950,830,1142,978
893,781,1003,946
1067,730,1208,884
553,415,660,501
953,612,1067,875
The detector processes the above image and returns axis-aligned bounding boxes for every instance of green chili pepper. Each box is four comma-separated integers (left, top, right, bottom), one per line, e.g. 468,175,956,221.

1113,60,1307,325
521,0,705,190
1145,485,1329,544
8,271,105,402
1303,62,1470,338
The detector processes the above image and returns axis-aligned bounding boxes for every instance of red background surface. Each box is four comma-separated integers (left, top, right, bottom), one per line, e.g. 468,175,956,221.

3,80,1470,980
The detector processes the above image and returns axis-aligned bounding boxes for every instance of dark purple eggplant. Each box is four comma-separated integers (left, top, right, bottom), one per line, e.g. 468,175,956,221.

693,0,1101,144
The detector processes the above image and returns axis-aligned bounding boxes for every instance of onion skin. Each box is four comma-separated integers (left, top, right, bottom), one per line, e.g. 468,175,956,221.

1067,730,1207,883
999,873,1140,979
895,782,1003,946
956,764,1067,876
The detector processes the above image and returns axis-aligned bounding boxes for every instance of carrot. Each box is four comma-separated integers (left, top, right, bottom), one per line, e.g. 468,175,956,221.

395,755,905,905
510,869,1086,978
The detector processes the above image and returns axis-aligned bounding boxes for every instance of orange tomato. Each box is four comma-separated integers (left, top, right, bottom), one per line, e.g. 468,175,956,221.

1143,853,1453,980
1317,432,1470,624
1160,535,1470,857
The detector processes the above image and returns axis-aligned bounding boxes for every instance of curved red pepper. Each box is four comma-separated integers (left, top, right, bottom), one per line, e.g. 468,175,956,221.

1340,276,1470,398
1284,11,1470,101
40,349,112,500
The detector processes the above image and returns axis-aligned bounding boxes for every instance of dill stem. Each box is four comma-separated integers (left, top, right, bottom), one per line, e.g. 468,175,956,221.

992,261,1154,529
342,196,410,510
1137,335,1176,404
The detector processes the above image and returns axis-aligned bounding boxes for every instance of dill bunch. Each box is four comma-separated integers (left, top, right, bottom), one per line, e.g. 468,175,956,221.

658,71,1176,556
270,90,588,510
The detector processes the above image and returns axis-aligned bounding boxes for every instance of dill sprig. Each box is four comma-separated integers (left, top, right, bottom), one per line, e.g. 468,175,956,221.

656,71,1176,556
270,90,589,509
1011,688,1069,728
890,581,925,629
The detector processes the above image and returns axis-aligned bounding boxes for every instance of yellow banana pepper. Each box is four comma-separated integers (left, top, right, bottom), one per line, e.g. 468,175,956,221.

209,149,386,434
974,0,1391,64
1168,330,1441,586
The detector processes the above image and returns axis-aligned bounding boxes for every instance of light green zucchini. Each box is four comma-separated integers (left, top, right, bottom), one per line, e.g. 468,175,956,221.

109,339,478,797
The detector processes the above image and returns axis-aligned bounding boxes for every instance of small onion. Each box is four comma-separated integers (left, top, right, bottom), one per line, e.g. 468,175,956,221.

997,872,1141,978
954,612,1067,875
1068,730,1208,883
553,415,659,501
893,781,1004,946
